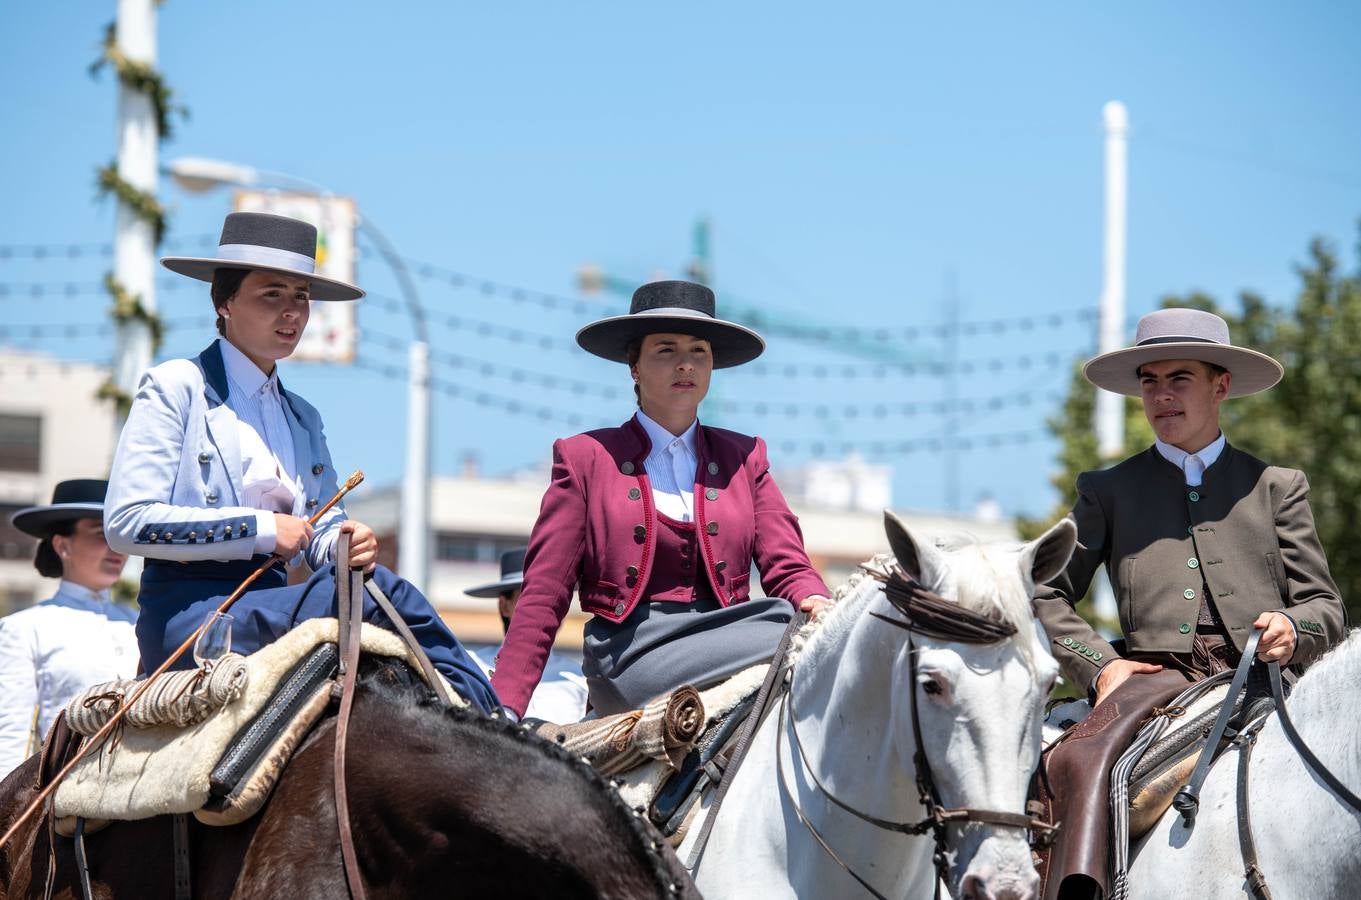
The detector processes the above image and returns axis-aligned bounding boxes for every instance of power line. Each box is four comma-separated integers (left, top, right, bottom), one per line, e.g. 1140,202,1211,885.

352,352,1053,456
365,325,1066,419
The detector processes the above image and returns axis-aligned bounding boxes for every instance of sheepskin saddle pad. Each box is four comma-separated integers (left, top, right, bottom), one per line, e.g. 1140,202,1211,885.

53,618,433,830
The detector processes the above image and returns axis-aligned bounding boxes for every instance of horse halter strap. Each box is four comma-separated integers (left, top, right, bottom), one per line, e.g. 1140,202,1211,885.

777,569,1057,899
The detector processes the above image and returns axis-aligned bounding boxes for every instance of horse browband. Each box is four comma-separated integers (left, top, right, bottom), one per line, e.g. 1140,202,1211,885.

869,568,1017,645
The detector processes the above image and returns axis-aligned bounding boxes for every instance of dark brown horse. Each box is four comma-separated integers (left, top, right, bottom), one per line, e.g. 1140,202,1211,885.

0,657,698,899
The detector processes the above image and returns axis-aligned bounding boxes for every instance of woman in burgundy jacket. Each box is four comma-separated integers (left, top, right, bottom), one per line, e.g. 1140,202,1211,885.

490,280,830,720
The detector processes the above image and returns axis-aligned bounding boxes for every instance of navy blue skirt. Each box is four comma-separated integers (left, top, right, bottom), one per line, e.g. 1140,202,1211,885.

136,557,498,713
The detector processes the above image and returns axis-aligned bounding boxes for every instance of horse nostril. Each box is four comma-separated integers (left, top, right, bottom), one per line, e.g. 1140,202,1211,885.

961,873,991,900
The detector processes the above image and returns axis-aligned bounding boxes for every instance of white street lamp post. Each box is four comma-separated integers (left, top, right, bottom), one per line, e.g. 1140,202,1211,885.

166,157,433,595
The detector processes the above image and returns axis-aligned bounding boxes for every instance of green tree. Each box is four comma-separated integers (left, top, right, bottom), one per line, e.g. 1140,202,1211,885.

1022,225,1361,626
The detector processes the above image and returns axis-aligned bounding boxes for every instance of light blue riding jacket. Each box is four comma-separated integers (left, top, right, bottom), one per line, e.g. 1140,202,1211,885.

105,341,345,569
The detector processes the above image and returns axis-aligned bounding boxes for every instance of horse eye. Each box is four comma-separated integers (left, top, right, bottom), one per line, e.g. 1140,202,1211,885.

922,679,943,696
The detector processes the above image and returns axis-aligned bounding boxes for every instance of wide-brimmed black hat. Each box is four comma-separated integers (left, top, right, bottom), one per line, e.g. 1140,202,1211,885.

161,212,364,302
465,548,527,598
10,479,109,539
575,280,765,369
1084,308,1283,398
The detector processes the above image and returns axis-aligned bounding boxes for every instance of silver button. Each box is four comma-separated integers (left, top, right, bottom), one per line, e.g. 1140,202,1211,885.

197,451,212,464
306,498,318,509
240,522,250,534
708,462,719,475
706,488,718,501
188,531,197,542
621,461,635,475
162,532,174,542
205,491,218,504
312,463,324,476
224,524,234,536
614,602,626,616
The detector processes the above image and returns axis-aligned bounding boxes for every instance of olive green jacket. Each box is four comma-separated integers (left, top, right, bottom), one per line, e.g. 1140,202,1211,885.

1034,443,1345,688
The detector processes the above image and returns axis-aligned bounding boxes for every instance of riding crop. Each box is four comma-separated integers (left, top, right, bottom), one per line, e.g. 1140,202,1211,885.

0,470,365,852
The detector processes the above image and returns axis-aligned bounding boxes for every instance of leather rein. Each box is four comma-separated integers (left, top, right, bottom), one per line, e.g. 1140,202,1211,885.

333,535,458,900
1172,626,1361,900
775,568,1058,900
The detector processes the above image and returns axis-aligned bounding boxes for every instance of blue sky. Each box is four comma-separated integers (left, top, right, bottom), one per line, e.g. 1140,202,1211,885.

2,2,1359,519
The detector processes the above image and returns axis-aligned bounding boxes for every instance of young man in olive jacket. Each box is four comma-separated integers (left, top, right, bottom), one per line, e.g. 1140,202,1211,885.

1032,307,1345,900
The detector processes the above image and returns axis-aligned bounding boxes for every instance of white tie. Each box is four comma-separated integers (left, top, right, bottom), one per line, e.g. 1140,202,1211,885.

1184,454,1205,487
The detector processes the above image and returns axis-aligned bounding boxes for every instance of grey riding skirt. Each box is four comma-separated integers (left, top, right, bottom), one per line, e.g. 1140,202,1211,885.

581,596,792,716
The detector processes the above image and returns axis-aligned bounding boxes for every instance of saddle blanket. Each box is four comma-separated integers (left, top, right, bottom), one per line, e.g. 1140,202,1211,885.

53,618,441,824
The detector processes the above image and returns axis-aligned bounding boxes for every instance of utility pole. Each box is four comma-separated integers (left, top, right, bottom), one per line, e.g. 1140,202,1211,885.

1095,100,1128,460
944,269,961,512
1093,100,1128,628
110,0,158,430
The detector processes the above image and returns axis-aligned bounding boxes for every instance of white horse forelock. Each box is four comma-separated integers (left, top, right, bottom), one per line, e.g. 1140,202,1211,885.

790,537,1044,673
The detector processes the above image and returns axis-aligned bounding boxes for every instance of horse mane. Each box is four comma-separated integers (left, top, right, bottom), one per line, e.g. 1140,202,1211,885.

790,537,1043,672
353,657,686,891
1279,627,1361,724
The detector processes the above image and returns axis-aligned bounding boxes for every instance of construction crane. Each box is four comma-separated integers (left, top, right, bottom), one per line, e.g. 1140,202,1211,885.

576,217,938,367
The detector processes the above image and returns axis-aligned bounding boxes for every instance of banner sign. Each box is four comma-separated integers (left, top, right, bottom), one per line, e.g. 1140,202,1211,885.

233,190,359,363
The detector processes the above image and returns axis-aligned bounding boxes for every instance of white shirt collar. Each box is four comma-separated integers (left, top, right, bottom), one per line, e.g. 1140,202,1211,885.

636,411,698,458
1155,432,1226,478
218,337,278,398
54,580,112,605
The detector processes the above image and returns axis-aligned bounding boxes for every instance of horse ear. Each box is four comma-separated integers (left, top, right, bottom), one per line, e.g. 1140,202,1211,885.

1019,517,1078,588
883,509,944,583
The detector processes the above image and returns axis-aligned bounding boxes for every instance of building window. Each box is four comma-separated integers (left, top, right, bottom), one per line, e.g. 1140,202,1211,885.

0,503,38,562
0,414,41,473
434,532,527,563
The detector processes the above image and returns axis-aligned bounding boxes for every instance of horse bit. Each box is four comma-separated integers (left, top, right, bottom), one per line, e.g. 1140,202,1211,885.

775,568,1058,900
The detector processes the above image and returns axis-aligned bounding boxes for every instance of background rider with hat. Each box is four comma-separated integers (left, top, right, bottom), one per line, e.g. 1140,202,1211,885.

467,547,588,723
0,479,137,775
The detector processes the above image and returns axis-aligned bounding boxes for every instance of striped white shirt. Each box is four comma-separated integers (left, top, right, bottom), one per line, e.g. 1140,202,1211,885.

636,411,699,522
219,338,303,555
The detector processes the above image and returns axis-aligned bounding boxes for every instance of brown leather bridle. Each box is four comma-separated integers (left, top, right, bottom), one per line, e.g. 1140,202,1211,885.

775,568,1058,900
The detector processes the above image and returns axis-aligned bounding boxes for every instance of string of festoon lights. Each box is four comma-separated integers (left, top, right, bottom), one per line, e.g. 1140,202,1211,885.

2,240,1103,341
350,356,1050,457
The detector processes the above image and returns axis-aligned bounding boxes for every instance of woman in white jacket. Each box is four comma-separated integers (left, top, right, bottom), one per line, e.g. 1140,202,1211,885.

104,212,496,712
0,479,137,775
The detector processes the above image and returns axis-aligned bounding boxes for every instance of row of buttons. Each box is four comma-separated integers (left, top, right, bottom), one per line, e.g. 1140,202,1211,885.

198,449,325,478
622,460,721,476
154,521,251,543
1059,636,1103,661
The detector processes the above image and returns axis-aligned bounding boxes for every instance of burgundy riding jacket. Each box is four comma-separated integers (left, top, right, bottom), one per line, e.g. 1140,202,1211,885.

491,416,829,717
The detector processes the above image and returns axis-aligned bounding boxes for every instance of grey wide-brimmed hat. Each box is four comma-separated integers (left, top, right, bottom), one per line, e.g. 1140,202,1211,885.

10,479,109,539
1084,308,1283,398
465,548,527,598
576,280,765,368
161,212,364,302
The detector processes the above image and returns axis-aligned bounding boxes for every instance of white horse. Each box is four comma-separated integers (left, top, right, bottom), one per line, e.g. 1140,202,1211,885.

681,512,1076,900
1126,629,1361,900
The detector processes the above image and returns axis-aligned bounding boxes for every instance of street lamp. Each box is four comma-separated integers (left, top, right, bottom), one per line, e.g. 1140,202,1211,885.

165,156,433,595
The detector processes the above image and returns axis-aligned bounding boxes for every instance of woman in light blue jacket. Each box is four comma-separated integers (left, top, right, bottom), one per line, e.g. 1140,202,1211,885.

105,212,496,712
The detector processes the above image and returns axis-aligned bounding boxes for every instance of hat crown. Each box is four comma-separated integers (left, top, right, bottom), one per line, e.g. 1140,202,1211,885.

630,280,716,318
1134,308,1231,347
499,548,527,578
50,479,109,506
218,212,318,260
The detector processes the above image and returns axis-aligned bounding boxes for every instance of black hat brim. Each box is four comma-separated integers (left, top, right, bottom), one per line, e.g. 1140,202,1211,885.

465,575,524,598
161,257,364,302
10,502,105,539
576,312,765,369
